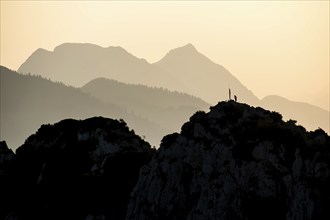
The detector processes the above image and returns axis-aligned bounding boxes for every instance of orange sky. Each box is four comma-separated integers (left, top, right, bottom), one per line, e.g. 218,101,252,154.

1,1,329,111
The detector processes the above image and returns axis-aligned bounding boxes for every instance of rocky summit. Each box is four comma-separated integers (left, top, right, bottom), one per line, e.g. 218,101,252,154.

127,101,330,220
0,117,155,220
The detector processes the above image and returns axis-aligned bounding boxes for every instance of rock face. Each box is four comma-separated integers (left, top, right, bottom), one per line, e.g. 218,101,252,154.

127,101,330,220
0,117,154,220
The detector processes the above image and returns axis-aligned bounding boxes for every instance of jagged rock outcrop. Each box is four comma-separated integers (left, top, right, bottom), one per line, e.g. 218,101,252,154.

0,141,15,168
127,101,330,220
1,117,155,220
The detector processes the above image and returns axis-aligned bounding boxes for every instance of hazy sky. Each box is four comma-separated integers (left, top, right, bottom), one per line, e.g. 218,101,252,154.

1,1,329,111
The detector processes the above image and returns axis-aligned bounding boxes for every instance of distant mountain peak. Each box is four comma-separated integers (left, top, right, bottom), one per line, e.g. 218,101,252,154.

156,43,208,65
180,43,197,50
168,43,199,55
53,42,103,51
53,43,119,56
34,48,50,53
52,43,131,57
26,48,50,59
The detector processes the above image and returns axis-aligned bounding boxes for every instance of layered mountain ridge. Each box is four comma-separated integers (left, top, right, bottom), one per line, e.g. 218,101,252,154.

0,66,208,149
81,77,209,133
18,43,182,91
16,43,329,133
18,42,259,105
0,66,169,149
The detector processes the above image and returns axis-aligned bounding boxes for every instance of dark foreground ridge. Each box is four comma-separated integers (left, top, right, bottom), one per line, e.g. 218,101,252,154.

1,102,329,220
0,117,155,220
127,101,330,220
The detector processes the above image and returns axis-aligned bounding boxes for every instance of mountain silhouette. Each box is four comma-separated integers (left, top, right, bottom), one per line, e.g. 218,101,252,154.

127,101,330,220
18,43,182,90
16,43,329,133
18,43,258,105
81,77,210,134
0,66,168,149
0,117,155,220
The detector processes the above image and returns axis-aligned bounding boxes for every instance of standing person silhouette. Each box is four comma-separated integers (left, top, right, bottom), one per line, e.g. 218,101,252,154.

234,95,237,102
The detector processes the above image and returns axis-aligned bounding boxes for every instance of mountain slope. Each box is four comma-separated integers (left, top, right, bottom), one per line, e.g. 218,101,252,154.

127,101,330,220
18,43,182,90
0,66,167,149
154,44,260,105
261,95,329,134
81,78,210,134
0,117,155,219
